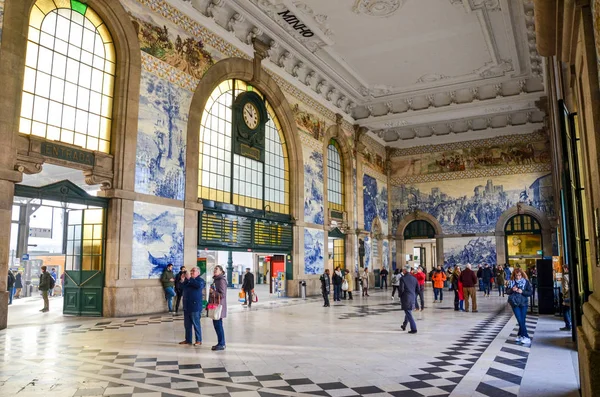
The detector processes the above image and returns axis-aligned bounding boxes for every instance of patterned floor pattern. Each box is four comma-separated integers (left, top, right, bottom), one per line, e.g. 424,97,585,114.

474,314,539,397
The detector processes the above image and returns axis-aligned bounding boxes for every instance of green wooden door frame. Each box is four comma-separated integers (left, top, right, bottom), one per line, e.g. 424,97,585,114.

15,180,108,316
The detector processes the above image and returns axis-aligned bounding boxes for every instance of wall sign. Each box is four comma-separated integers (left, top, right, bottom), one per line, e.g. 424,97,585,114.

277,10,315,37
41,142,95,166
29,227,52,238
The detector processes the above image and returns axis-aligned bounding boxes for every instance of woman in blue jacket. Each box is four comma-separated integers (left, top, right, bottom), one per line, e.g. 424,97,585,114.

178,267,206,346
506,268,533,345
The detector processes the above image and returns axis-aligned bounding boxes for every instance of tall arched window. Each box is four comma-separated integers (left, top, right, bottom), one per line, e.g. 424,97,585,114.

19,0,116,153
198,80,289,214
327,139,344,212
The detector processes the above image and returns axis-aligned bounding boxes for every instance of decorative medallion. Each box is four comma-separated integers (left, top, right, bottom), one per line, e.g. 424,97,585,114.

352,0,405,17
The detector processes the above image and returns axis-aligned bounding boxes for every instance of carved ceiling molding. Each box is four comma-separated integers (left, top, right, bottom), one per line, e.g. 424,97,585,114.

522,0,543,77
414,59,513,86
293,1,334,37
352,0,405,17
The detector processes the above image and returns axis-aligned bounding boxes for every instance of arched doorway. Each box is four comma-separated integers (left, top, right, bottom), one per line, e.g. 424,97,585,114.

395,212,444,272
504,214,543,269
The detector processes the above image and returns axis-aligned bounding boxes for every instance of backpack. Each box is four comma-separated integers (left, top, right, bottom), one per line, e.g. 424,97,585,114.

391,275,399,285
49,275,56,290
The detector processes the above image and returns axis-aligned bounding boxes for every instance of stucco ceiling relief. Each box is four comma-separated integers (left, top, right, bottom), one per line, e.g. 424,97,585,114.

352,0,405,17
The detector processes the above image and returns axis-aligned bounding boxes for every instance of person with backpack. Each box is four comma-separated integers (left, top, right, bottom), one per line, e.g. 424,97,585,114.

39,266,54,312
391,269,401,300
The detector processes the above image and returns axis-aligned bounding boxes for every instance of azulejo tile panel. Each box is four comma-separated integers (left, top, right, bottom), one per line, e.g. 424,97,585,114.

391,172,554,235
444,237,497,268
363,174,389,234
382,239,389,269
304,227,324,275
364,236,371,269
131,201,184,279
134,69,193,200
303,146,324,225
0,0,4,42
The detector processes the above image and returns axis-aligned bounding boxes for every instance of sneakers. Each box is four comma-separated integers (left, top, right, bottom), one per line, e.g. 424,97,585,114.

211,345,226,351
560,326,572,331
391,297,395,300
408,330,418,334
401,324,406,331
521,337,531,345
516,336,523,343
433,300,438,303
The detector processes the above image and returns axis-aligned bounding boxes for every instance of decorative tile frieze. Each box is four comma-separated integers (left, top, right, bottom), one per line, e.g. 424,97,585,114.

299,131,324,151
140,52,198,92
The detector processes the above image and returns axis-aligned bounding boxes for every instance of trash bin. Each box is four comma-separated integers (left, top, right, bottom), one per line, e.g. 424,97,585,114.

300,281,307,299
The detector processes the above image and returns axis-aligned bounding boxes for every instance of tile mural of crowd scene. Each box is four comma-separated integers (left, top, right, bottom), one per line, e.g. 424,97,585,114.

391,139,550,178
444,237,497,269
304,228,324,275
131,202,184,279
391,172,554,235
135,70,193,200
304,147,324,225
363,174,389,234
123,0,214,79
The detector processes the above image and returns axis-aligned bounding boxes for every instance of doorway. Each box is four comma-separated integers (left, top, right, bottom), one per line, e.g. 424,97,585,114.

505,214,543,270
403,220,437,274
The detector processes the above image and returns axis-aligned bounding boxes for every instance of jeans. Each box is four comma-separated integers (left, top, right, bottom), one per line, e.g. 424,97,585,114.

459,300,464,310
478,279,484,291
8,287,14,304
164,287,175,312
482,281,491,295
175,291,183,313
333,284,342,301
498,284,505,296
392,285,400,297
184,311,202,343
322,290,330,306
244,289,253,307
212,319,225,347
416,285,425,309
513,305,529,338
403,310,416,331
563,305,572,329
381,277,387,289
434,288,443,301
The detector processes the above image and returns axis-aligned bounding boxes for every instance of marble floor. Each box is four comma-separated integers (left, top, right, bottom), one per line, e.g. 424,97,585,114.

0,287,580,397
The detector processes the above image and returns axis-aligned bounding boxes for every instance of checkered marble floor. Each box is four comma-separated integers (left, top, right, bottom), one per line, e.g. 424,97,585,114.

0,289,574,397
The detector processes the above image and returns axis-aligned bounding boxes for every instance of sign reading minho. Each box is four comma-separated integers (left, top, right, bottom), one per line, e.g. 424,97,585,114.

276,10,315,37
41,141,95,166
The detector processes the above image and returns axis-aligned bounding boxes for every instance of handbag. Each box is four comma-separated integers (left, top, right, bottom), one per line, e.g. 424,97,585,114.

207,290,222,320
342,280,349,291
252,292,258,303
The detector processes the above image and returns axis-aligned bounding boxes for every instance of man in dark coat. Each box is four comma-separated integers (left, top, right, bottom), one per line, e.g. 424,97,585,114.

14,271,23,299
242,268,255,308
460,263,478,312
380,267,389,289
174,266,187,314
399,266,420,334
320,269,331,307
178,266,206,346
481,263,493,297
7,270,15,305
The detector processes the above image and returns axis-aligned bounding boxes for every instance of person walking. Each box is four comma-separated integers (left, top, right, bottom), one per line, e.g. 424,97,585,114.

361,268,370,297
496,265,506,297
432,266,446,303
320,269,331,307
561,265,572,331
451,266,464,311
161,263,176,313
399,266,419,334
7,270,15,305
504,264,512,280
477,264,484,291
343,269,354,300
481,264,493,297
391,269,401,300
179,266,205,346
242,267,255,308
174,265,187,315
14,271,23,299
38,266,53,312
460,263,478,312
332,267,343,302
507,268,533,345
415,267,426,311
209,265,228,351
380,266,389,290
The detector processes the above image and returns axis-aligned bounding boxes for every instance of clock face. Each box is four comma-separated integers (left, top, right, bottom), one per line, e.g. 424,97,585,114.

243,102,260,130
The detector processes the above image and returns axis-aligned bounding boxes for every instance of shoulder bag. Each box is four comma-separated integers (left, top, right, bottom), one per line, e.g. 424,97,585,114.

207,286,223,320
342,279,349,291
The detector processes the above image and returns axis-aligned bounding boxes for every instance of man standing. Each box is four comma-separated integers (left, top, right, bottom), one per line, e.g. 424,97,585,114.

561,265,572,331
320,269,331,307
414,266,426,311
380,266,389,289
7,270,15,305
14,271,23,299
174,266,187,315
481,264,493,297
38,266,53,312
477,265,484,291
242,268,255,308
161,263,176,313
460,263,478,312
179,267,206,346
399,266,419,334
332,267,343,302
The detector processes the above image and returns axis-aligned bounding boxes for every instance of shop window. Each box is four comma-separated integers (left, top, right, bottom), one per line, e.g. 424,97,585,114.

20,0,115,153
327,139,344,212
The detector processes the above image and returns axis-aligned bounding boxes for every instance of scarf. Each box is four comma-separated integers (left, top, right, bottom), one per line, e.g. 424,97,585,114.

508,278,526,290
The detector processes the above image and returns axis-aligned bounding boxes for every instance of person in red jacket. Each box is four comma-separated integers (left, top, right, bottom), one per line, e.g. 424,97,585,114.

459,263,478,312
414,266,426,311
432,266,447,303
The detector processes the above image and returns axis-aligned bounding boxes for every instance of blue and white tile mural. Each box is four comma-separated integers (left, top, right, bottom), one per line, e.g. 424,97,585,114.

444,237,497,269
352,164,358,229
0,0,4,42
304,228,324,275
382,240,389,269
132,202,184,279
391,242,397,270
135,70,193,201
391,173,554,235
303,147,324,225
363,174,389,234
364,236,371,270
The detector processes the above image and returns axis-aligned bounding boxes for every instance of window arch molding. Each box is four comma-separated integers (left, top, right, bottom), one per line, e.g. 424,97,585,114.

1,0,141,190
185,58,303,218
322,124,352,223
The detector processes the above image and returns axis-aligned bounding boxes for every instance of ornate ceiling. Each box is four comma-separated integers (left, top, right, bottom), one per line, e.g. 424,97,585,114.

186,0,545,147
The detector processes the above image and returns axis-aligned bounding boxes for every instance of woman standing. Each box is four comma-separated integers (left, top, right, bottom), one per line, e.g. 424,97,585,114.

506,268,533,345
209,265,228,351
361,268,370,297
451,266,464,311
496,265,506,297
391,269,401,300
343,269,354,300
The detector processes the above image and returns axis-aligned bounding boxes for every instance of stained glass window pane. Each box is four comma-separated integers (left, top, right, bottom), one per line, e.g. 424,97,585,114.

327,140,344,212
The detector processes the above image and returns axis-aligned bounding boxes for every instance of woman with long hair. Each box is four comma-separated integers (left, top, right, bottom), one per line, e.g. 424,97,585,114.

209,265,228,351
506,268,533,345
451,266,464,311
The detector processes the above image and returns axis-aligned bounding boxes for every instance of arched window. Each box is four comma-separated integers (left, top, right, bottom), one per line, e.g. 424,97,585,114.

198,80,289,214
19,0,116,153
327,139,344,212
